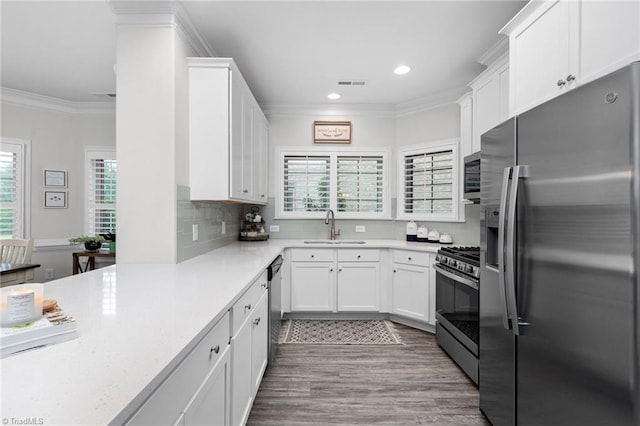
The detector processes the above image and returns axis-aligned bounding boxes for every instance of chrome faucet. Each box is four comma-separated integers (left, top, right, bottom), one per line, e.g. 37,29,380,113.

325,209,340,240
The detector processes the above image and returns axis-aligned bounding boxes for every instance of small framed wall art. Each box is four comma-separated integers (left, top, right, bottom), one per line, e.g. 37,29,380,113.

44,191,67,208
313,121,351,144
43,169,67,188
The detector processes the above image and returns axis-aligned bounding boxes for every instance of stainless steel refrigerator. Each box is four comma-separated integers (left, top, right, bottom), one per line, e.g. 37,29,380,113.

480,62,639,425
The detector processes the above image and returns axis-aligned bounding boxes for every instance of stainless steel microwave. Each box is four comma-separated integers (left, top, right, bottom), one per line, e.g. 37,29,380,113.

463,151,480,202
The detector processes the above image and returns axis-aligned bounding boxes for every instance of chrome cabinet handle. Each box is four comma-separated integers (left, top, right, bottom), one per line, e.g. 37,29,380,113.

557,79,566,87
253,317,261,326
408,257,412,261
243,189,248,193
338,268,342,272
311,254,315,258
261,282,268,288
566,74,576,82
210,345,220,356
245,304,252,311
330,268,333,272
357,255,361,259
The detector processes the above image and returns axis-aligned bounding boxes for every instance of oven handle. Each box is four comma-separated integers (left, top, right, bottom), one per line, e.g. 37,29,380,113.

498,167,511,330
434,264,479,290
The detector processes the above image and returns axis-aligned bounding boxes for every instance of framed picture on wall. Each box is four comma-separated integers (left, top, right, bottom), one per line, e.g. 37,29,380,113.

44,191,67,208
43,169,67,187
313,121,351,144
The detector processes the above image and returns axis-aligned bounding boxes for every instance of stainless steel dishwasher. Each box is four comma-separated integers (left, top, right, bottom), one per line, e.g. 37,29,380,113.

267,255,283,365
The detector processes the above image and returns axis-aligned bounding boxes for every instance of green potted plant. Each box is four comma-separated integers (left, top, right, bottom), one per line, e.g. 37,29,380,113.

69,235,106,252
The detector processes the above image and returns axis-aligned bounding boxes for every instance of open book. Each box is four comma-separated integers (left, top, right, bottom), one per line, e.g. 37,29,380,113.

1,305,77,358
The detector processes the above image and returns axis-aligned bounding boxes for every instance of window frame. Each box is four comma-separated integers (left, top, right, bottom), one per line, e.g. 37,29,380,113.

84,146,116,236
396,139,463,222
1,137,31,239
277,146,391,220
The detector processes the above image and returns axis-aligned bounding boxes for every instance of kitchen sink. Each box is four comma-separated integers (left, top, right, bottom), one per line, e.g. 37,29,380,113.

303,240,366,244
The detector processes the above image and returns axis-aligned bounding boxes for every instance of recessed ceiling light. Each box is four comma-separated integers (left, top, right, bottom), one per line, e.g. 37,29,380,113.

394,65,411,75
327,92,341,100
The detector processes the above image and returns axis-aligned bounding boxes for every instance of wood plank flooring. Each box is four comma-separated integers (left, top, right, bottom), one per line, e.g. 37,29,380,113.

247,322,490,426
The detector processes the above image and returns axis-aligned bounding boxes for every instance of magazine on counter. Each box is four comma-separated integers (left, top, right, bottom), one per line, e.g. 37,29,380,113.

1,306,77,357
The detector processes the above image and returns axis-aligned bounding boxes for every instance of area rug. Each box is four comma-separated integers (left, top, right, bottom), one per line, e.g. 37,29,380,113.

281,319,402,345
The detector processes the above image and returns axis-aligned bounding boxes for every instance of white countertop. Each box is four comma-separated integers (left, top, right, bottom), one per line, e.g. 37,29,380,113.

0,239,443,425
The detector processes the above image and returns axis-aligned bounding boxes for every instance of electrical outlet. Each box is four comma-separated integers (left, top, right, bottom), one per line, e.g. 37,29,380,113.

45,268,54,279
355,225,366,233
270,225,280,232
192,224,198,241
221,221,226,235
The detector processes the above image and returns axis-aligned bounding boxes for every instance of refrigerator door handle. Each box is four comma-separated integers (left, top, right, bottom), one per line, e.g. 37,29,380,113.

506,165,530,336
498,167,512,330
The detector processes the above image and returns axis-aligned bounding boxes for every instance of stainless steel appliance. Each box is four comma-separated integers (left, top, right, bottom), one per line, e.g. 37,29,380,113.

463,151,481,202
267,255,283,365
480,62,639,425
435,246,480,384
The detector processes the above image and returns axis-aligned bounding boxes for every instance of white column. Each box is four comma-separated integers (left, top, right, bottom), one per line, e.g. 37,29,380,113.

111,3,212,263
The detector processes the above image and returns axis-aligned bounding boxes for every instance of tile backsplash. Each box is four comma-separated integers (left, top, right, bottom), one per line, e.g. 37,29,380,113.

177,189,481,262
177,185,244,262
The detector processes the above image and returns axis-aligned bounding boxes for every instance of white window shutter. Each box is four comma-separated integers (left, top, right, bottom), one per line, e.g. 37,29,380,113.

86,150,116,235
336,155,384,213
0,144,23,239
283,155,330,212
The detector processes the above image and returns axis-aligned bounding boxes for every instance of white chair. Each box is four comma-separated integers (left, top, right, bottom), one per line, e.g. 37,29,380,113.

1,238,34,264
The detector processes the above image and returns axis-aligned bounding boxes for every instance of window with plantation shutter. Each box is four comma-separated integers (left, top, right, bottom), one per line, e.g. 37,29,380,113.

398,140,460,221
278,148,389,219
283,155,330,213
0,140,27,239
337,155,384,213
86,149,116,235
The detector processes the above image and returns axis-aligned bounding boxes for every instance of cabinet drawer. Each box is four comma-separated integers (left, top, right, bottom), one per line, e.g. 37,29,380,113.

290,248,334,262
392,250,431,267
128,313,230,425
232,270,268,337
337,249,380,262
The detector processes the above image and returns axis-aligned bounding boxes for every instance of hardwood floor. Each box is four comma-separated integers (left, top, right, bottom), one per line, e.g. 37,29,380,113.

247,322,490,426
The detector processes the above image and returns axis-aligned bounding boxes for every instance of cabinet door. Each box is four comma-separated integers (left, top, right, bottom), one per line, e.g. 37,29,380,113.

579,1,640,84
337,263,380,311
252,109,268,204
251,293,269,393
510,0,572,114
182,348,231,426
231,320,252,426
392,263,430,322
230,71,245,200
290,262,335,311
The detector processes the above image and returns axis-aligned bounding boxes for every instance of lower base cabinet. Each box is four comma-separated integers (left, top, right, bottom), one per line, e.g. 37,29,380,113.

126,313,231,425
231,276,269,426
391,250,432,324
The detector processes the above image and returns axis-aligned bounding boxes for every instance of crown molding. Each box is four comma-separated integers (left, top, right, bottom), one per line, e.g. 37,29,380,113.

395,86,468,117
263,103,397,118
108,1,215,57
1,87,115,115
477,37,509,67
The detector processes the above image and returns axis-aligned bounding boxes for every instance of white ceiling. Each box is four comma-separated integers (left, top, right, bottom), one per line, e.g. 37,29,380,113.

1,1,526,109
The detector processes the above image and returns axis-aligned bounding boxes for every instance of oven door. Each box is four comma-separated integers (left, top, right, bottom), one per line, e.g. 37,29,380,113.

435,264,479,356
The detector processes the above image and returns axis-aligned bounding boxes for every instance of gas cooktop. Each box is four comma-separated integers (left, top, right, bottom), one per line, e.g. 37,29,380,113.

437,246,480,265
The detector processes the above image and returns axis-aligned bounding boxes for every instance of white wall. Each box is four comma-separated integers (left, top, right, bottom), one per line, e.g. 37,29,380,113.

262,103,480,245
1,101,115,279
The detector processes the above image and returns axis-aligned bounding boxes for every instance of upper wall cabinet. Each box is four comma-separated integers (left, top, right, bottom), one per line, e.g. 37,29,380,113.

188,58,269,204
502,0,640,115
469,52,509,153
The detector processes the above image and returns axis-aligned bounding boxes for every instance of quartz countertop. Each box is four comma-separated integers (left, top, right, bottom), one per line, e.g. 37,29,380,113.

0,239,445,425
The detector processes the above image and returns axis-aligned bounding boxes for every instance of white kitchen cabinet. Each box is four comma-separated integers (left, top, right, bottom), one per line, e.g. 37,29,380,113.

188,57,268,204
391,250,433,325
469,51,509,152
502,0,640,115
127,313,231,425
336,249,380,311
231,271,269,426
457,92,473,159
289,248,382,312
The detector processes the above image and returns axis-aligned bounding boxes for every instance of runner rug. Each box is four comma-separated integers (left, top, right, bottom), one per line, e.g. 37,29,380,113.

281,319,402,345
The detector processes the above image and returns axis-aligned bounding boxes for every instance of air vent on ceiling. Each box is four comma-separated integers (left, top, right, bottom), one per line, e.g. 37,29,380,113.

91,92,117,98
337,80,366,86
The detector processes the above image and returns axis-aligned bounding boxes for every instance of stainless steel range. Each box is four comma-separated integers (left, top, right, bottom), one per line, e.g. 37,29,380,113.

434,246,480,384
